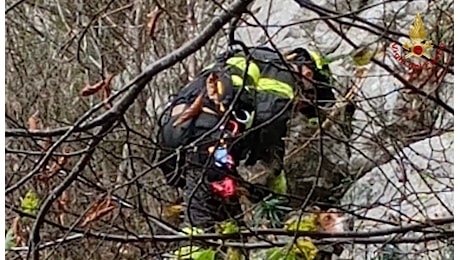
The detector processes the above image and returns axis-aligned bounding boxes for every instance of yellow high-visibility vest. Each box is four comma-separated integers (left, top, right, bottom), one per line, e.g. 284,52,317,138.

224,56,295,100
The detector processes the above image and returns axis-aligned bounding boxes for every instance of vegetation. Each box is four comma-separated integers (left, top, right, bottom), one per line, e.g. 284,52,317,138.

5,0,453,259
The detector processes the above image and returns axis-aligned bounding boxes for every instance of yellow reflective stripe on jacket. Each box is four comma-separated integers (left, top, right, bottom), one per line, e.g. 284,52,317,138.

225,57,261,84
226,56,294,99
257,78,294,99
201,56,294,99
201,57,260,83
231,75,294,100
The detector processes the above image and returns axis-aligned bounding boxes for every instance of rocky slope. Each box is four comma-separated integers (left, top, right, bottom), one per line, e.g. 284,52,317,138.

234,0,453,258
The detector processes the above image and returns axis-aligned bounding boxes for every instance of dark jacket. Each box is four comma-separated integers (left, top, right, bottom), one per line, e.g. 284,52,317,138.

157,46,304,189
155,46,336,228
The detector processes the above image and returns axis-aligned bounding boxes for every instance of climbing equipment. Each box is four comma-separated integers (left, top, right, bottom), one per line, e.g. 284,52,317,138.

205,118,243,198
210,177,237,198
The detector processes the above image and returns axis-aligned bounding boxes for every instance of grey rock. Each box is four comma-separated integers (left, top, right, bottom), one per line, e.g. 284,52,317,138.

339,132,453,259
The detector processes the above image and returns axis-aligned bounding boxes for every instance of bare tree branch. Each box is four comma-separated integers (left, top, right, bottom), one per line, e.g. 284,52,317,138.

22,0,254,258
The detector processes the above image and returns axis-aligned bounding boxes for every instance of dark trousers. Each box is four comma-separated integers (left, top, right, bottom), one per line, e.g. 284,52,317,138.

158,112,244,229
182,170,243,229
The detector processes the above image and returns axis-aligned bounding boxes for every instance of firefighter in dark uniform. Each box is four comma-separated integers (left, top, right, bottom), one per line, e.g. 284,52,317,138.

156,46,335,233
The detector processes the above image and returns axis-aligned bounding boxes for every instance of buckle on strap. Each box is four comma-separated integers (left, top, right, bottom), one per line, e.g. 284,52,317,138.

216,110,252,138
232,109,254,130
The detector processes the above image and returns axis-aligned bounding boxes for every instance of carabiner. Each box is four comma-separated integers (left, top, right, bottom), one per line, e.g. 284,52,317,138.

232,110,251,125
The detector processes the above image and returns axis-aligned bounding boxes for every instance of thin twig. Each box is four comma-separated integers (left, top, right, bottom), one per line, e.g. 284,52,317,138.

25,0,254,257
15,217,452,253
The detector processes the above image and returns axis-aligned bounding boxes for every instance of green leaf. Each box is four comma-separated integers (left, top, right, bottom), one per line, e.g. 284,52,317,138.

286,255,298,260
226,247,243,260
254,197,288,228
350,46,377,66
266,247,287,260
309,51,346,69
305,117,319,128
5,229,15,250
21,189,40,216
284,213,318,232
289,239,318,260
272,212,281,224
174,245,202,259
182,227,205,236
214,220,239,235
321,54,348,65
174,246,217,260
194,249,216,260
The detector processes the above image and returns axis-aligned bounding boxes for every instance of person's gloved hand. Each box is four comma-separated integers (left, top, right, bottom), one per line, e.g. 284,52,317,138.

267,170,287,194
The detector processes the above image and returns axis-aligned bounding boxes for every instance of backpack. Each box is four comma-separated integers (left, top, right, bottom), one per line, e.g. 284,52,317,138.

158,45,336,132
155,46,335,188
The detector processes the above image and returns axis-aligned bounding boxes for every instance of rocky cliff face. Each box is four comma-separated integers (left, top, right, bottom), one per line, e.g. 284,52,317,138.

340,132,453,259
234,0,453,258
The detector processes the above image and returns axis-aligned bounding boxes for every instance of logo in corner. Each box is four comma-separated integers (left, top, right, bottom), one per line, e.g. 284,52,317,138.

391,12,444,69
403,13,433,58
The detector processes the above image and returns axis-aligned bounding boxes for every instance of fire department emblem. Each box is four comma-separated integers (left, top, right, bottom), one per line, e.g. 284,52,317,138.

402,13,433,59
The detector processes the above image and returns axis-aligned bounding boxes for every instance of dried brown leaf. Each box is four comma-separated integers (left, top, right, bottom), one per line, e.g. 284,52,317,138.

47,162,60,176
80,198,117,227
57,153,68,166
100,85,112,110
355,68,366,78
80,74,115,97
405,109,420,121
206,72,219,103
28,113,40,130
59,213,66,226
48,156,68,176
162,204,183,226
237,187,253,226
12,216,23,246
39,147,71,183
41,128,52,152
206,73,226,112
172,93,204,127
101,74,114,109
38,168,49,183
80,81,105,97
58,191,69,225
103,73,115,93
58,191,69,211
146,7,164,38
